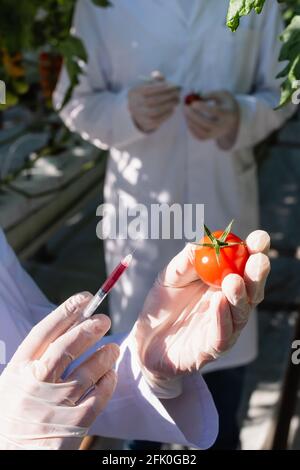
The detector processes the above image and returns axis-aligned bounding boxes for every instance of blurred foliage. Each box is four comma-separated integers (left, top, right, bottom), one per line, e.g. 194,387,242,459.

227,0,300,107
0,1,299,111
0,0,111,110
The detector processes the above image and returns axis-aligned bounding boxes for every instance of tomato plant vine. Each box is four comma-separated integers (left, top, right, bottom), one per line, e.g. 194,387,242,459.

227,0,300,106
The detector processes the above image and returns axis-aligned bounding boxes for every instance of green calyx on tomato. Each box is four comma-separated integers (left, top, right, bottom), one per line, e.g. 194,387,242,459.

196,220,242,265
193,220,250,289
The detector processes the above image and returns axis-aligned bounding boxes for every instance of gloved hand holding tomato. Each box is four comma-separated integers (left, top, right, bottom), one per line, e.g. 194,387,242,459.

184,90,240,150
133,228,270,399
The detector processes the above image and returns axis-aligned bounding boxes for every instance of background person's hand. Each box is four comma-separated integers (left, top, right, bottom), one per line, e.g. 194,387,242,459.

128,73,180,133
133,231,270,399
0,293,119,450
184,90,240,150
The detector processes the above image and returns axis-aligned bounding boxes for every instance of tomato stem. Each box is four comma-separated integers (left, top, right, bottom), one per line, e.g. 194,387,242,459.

203,224,215,243
219,219,234,243
193,241,244,248
196,220,244,266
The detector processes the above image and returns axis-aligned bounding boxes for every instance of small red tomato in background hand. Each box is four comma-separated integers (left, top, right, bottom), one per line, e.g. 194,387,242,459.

185,92,202,106
194,221,249,288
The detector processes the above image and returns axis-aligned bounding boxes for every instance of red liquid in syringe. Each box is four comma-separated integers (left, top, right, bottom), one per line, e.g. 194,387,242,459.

102,255,131,293
81,254,133,319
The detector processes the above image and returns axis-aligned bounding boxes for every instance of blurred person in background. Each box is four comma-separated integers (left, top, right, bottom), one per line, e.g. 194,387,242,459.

54,0,294,449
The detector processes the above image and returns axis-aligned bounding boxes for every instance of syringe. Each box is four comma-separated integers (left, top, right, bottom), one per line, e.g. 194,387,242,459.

81,253,133,320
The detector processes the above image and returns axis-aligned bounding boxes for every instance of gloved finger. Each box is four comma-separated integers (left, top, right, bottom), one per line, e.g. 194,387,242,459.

184,105,216,131
146,92,180,108
141,82,181,97
190,101,220,121
222,244,270,324
246,230,270,255
10,292,93,366
211,291,233,348
186,114,213,135
77,370,118,427
203,91,236,111
155,110,174,126
64,343,120,405
207,105,232,120
159,242,204,287
187,122,213,140
222,274,251,332
244,252,270,306
146,100,178,118
202,91,224,104
34,314,111,383
140,111,173,132
198,291,233,364
196,99,233,119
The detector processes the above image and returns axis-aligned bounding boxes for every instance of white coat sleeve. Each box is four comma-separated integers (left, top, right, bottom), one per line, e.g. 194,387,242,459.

233,0,296,152
53,0,145,150
66,333,219,449
0,230,54,325
0,229,54,373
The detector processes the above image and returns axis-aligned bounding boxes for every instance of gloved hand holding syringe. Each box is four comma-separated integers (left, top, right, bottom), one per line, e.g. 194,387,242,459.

60,252,134,380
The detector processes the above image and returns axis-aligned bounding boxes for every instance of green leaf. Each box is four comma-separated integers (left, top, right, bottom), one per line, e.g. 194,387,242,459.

215,243,221,266
57,35,88,63
226,2,300,108
92,0,112,7
277,62,290,79
277,54,300,107
276,15,300,107
57,83,74,110
204,224,216,243
227,0,266,32
64,58,81,85
56,35,88,107
279,15,300,62
192,243,215,248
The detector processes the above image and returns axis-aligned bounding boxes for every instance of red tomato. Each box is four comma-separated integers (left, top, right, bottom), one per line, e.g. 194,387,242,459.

194,230,249,288
39,52,63,99
185,92,202,106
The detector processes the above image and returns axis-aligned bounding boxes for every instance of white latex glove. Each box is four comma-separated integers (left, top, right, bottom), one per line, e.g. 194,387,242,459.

128,72,180,133
184,90,240,150
133,230,270,399
0,293,119,450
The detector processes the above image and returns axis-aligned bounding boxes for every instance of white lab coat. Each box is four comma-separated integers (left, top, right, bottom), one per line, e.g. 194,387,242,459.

54,0,293,370
0,229,218,448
